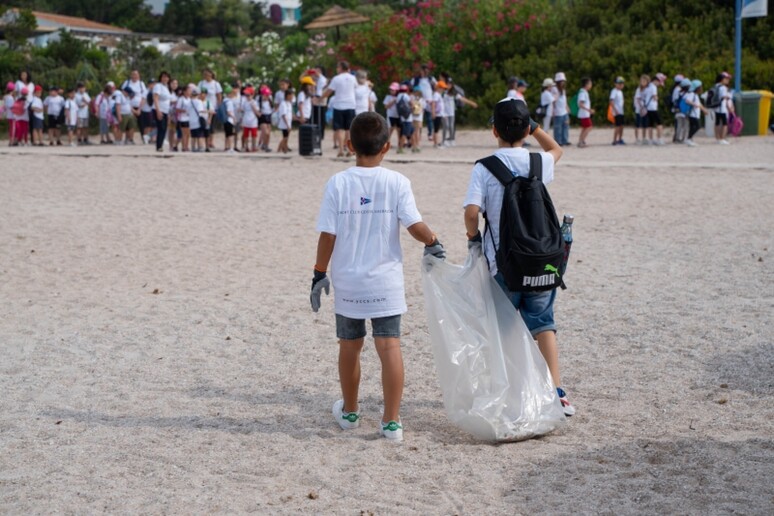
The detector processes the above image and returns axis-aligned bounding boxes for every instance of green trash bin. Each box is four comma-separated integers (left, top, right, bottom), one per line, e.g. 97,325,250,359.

733,91,761,136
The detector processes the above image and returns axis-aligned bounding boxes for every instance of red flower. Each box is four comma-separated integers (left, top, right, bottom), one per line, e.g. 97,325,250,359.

453,42,463,52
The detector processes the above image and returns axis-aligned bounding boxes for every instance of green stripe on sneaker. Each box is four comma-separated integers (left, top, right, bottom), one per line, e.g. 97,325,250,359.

382,421,402,431
342,412,359,423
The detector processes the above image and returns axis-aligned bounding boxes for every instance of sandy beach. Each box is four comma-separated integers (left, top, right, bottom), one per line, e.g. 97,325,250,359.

1,126,772,514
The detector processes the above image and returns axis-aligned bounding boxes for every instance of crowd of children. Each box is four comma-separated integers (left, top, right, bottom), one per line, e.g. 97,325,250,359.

4,67,738,152
522,69,737,148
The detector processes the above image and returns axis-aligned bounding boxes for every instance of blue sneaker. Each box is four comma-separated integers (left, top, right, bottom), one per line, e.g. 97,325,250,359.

557,388,576,417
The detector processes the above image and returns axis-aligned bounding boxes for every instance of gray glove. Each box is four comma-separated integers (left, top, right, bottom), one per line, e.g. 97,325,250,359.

310,270,330,312
467,231,482,250
424,239,446,260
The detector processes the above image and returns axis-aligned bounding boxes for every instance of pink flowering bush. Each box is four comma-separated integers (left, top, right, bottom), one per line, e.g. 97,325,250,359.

339,0,549,123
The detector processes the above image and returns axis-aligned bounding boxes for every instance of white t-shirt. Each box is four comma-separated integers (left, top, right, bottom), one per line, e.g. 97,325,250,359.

278,100,292,130
198,79,222,109
75,91,90,119
683,91,701,118
540,90,555,118
411,96,425,122
316,166,422,318
152,83,171,114
383,94,398,118
297,91,312,120
30,97,44,120
609,88,624,116
418,76,434,105
123,79,147,108
431,91,444,117
117,92,132,116
241,99,258,128
644,83,659,111
463,147,556,276
354,84,371,114
193,98,208,126
716,84,731,114
3,94,15,120
63,98,78,125
223,97,236,125
577,89,591,119
15,80,34,96
274,89,285,107
315,74,328,97
96,93,110,119
327,72,357,111
44,95,65,117
553,89,568,117
260,99,273,116
634,87,643,113
189,98,203,130
443,94,456,117
176,96,191,122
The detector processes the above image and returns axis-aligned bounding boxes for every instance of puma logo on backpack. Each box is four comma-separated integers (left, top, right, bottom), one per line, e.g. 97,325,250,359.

478,153,565,292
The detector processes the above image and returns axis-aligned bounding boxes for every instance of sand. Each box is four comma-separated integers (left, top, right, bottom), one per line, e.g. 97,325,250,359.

1,127,772,514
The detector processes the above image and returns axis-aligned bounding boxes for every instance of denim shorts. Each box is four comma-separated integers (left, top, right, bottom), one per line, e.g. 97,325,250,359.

494,273,556,337
335,314,401,340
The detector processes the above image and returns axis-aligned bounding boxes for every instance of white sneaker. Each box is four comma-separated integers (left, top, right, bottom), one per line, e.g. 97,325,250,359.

332,399,360,430
143,134,150,144
380,420,403,442
719,139,730,145
685,139,697,147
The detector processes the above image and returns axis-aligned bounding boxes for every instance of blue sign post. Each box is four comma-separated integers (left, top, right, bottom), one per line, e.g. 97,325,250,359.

735,0,742,92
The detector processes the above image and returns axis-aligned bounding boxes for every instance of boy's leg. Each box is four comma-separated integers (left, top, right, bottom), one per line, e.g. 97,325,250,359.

339,338,365,413
374,337,404,423
536,330,561,388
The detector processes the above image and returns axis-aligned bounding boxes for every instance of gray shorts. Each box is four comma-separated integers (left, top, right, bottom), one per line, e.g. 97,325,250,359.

335,314,401,340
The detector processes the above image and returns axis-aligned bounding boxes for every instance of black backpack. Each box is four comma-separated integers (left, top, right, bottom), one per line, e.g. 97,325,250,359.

396,95,411,119
705,84,722,109
478,153,565,292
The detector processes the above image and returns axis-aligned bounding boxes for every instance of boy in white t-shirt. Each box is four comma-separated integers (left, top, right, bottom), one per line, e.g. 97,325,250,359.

75,82,91,145
576,77,594,148
609,76,625,145
276,88,294,153
30,85,44,146
311,112,445,442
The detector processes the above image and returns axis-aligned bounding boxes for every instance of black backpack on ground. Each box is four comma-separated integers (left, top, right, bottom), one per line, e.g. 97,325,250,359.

478,153,565,292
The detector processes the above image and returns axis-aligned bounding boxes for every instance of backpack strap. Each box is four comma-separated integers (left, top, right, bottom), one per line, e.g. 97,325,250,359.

476,155,514,186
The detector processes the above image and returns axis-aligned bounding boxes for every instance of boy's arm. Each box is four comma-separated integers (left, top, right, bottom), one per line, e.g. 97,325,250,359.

533,126,563,164
408,221,446,259
315,232,336,272
464,205,481,240
460,96,478,108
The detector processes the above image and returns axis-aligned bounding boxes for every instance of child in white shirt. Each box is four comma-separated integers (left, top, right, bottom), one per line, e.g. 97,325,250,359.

311,111,445,442
410,87,425,153
240,87,260,152
30,86,44,146
63,89,79,146
176,85,193,151
75,82,91,144
44,87,65,145
609,77,625,145
576,77,594,148
276,88,294,153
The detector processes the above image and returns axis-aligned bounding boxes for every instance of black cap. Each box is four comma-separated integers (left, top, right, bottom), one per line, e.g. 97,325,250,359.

491,98,530,143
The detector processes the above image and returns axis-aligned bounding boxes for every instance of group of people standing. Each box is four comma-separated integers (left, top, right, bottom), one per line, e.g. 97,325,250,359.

524,70,736,148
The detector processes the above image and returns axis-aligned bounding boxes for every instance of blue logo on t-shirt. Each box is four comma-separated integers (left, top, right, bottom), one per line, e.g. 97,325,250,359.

360,197,372,205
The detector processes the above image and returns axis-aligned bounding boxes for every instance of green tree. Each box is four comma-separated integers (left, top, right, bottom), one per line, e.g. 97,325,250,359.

3,7,38,49
214,0,251,43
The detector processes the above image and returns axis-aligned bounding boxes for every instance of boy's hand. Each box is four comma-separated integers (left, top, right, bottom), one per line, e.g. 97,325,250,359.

424,239,446,260
467,231,482,250
310,270,330,312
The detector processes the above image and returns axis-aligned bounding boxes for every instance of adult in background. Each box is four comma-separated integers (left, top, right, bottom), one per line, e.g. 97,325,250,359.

323,61,357,158
121,70,147,140
311,66,328,140
152,71,172,152
551,72,570,146
413,64,436,141
713,71,734,145
198,69,223,151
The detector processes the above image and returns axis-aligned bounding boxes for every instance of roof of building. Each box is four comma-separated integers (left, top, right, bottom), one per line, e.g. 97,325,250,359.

31,10,132,34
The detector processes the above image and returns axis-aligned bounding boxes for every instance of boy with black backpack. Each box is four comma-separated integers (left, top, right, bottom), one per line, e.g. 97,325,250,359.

463,98,575,416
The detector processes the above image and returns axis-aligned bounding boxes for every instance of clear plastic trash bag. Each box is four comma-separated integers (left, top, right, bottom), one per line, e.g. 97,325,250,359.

421,247,566,442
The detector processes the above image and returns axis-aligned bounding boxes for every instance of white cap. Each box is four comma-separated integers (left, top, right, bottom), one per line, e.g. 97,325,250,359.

542,78,555,88
554,72,566,82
